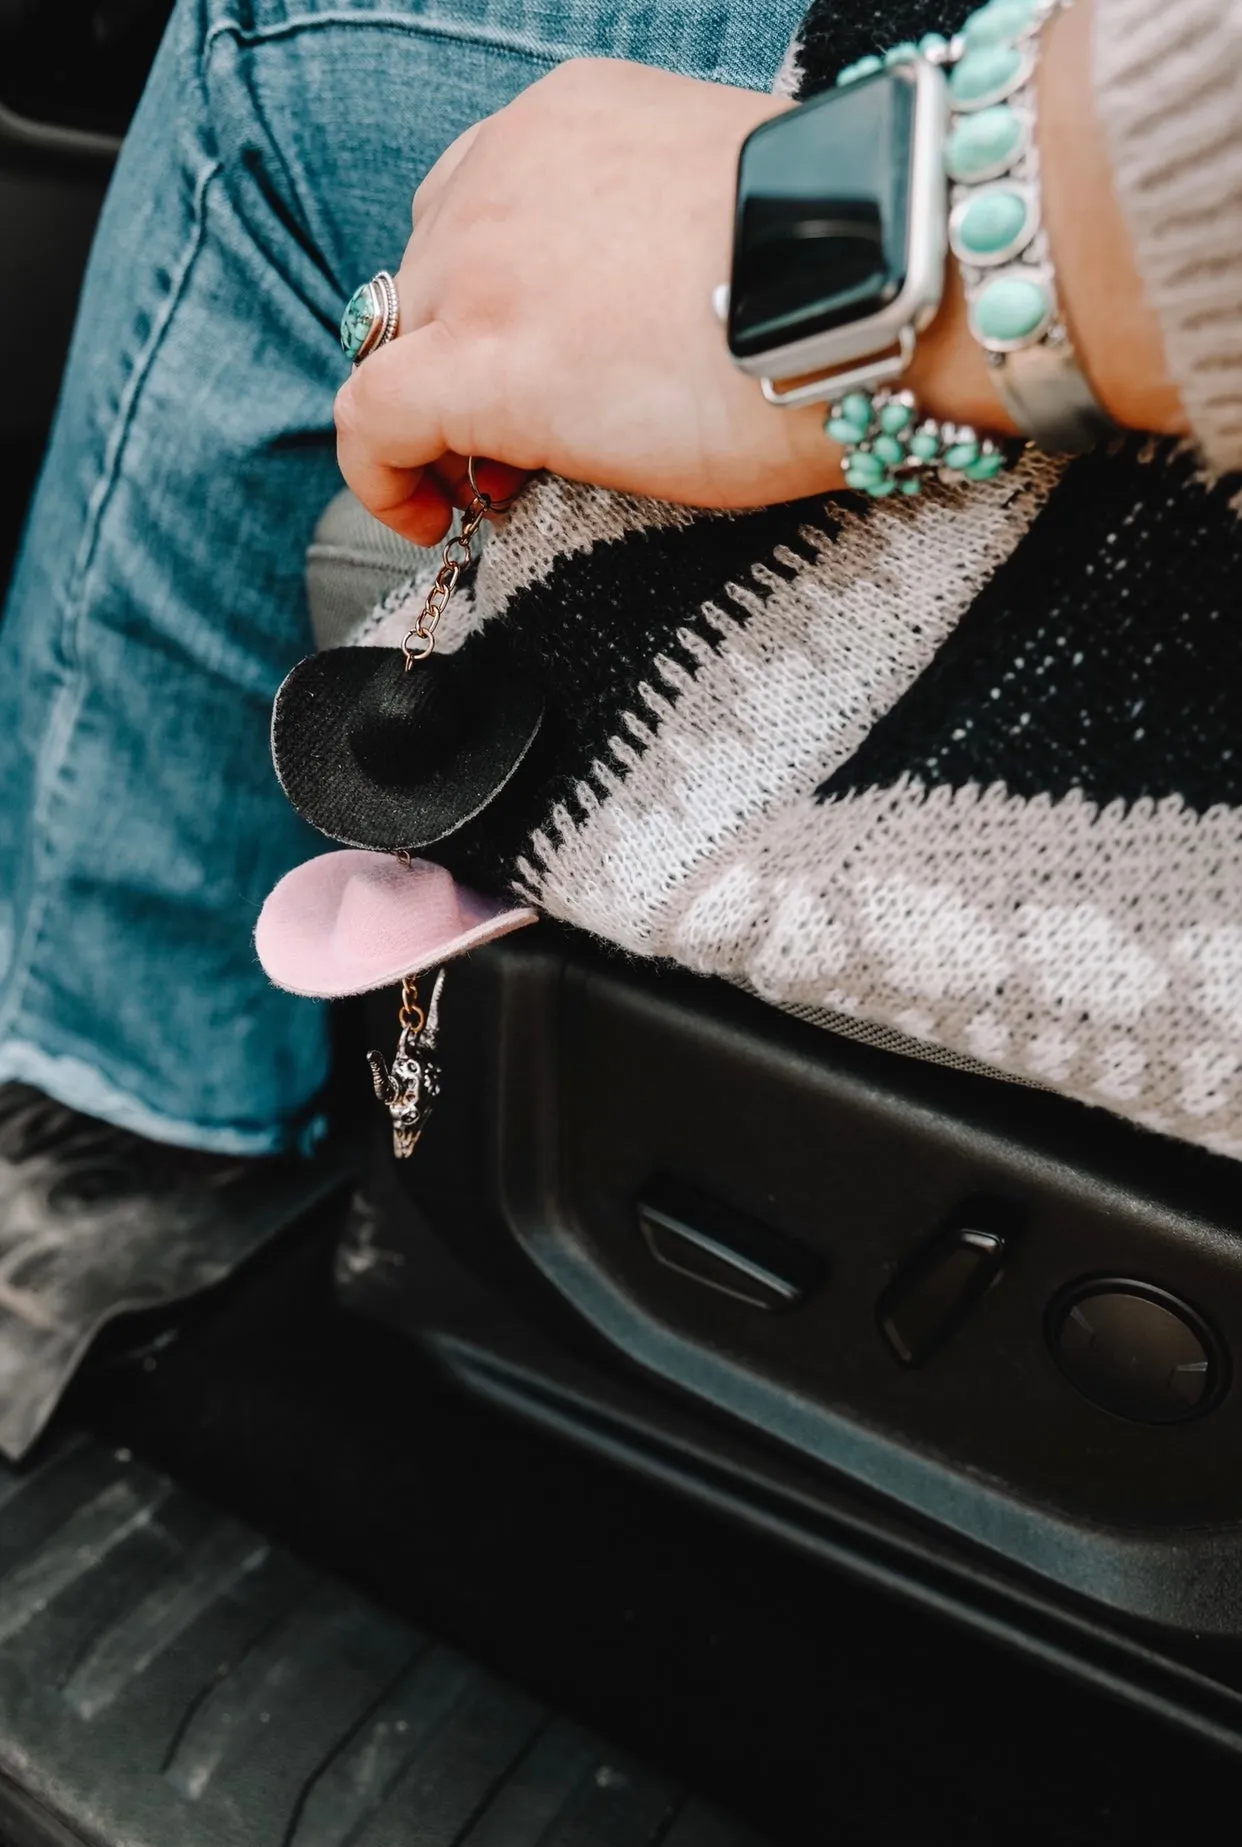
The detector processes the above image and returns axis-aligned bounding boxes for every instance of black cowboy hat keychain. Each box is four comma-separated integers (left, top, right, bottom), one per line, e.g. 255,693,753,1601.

271,468,544,857
268,461,543,1156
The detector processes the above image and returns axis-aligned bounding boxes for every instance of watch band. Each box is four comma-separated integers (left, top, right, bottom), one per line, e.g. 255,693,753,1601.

990,335,1117,454
720,2,1116,475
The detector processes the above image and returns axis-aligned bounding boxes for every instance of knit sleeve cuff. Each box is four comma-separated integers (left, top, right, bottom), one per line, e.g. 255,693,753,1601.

1093,0,1242,475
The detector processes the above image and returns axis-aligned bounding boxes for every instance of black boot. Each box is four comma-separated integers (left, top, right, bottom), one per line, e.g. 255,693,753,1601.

0,1084,348,1459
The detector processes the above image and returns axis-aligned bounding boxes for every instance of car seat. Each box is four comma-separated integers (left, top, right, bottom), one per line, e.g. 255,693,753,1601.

306,488,1242,1749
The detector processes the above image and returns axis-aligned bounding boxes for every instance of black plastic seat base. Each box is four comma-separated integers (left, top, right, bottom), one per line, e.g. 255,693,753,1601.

339,935,1242,1756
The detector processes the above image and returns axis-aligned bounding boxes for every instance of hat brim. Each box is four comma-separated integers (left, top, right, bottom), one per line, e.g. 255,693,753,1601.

271,639,543,852
256,848,538,998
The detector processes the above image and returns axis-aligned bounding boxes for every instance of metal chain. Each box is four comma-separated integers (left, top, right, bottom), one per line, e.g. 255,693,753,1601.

398,973,425,1037
373,458,516,1159
401,459,512,670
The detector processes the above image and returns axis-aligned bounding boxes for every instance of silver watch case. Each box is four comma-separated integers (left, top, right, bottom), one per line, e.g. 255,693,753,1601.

725,59,949,410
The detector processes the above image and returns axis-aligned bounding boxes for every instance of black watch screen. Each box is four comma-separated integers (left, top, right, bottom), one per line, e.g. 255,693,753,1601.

727,70,916,363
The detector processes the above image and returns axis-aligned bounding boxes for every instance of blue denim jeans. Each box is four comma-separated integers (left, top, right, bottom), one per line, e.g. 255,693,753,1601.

0,0,803,1154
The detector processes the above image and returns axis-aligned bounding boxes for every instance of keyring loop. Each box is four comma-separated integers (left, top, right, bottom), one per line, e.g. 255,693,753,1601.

466,456,516,514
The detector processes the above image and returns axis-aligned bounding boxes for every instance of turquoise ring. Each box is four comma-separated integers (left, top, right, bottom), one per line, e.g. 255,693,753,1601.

340,270,399,364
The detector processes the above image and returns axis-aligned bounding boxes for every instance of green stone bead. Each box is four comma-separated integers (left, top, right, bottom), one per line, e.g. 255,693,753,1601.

948,43,1023,104
899,477,923,495
878,400,914,435
956,188,1029,256
943,440,981,469
918,31,949,56
839,391,874,428
909,429,941,461
838,55,886,83
963,0,1038,49
974,273,1051,341
871,434,905,465
844,451,885,484
827,416,869,445
842,446,883,476
885,40,919,65
966,450,1007,480
944,105,1023,180
866,478,898,498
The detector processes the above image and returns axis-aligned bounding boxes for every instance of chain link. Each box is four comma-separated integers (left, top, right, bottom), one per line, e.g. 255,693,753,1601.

371,454,515,1158
401,469,505,670
398,973,425,1036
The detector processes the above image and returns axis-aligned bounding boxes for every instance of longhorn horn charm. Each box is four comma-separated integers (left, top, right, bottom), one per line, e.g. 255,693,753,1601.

366,966,446,1159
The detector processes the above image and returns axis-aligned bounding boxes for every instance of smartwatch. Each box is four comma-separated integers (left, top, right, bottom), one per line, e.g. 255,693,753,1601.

720,60,949,409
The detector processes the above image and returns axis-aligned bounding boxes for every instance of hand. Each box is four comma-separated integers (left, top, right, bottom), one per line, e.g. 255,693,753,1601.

334,60,834,543
335,17,1184,547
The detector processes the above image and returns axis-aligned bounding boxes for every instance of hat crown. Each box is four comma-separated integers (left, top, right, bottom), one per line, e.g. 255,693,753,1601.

349,656,464,787
332,857,464,966
271,639,544,855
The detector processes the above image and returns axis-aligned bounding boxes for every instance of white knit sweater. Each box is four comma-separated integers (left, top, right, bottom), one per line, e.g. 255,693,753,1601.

1095,0,1242,472
319,0,1242,1164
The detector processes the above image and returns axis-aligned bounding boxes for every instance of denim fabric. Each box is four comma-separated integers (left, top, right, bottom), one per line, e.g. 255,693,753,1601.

0,0,804,1153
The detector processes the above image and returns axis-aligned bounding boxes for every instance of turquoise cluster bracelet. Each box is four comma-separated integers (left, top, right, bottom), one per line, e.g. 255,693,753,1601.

829,389,1008,498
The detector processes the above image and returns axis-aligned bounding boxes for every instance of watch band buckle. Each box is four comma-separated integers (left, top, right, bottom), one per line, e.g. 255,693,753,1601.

759,326,917,410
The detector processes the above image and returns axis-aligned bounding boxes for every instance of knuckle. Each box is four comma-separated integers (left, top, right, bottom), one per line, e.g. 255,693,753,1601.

334,373,382,450
544,54,597,89
350,355,391,417
332,384,358,440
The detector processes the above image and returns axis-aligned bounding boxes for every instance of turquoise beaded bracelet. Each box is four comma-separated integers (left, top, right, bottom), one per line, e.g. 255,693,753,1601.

831,0,1113,474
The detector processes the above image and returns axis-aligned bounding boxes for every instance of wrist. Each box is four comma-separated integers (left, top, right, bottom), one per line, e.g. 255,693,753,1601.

913,0,1184,446
905,246,1021,437
1037,0,1186,436
720,0,1185,506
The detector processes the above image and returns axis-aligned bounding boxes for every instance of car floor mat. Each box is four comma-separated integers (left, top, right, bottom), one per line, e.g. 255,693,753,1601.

0,1435,768,1847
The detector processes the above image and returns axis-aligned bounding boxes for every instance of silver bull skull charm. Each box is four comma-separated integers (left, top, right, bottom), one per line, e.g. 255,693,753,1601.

367,967,446,1159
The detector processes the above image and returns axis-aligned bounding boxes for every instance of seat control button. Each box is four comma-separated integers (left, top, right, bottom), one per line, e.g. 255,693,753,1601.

1048,1281,1225,1424
637,1179,825,1311
878,1228,1006,1366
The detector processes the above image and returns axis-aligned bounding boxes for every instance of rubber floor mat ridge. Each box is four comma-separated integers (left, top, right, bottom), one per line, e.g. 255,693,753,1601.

0,1439,769,1847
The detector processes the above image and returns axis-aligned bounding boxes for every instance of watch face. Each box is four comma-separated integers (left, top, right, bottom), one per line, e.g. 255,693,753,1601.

727,70,916,363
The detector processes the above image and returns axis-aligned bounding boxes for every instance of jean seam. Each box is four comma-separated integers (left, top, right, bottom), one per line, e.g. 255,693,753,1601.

205,10,569,72
0,155,224,1059
210,30,342,307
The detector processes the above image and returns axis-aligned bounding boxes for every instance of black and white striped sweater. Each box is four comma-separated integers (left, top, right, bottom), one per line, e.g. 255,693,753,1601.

343,0,1242,1162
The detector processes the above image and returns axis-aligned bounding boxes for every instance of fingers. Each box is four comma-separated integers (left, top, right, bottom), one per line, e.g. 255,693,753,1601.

336,324,497,543
438,452,529,513
400,473,460,546
337,319,458,492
